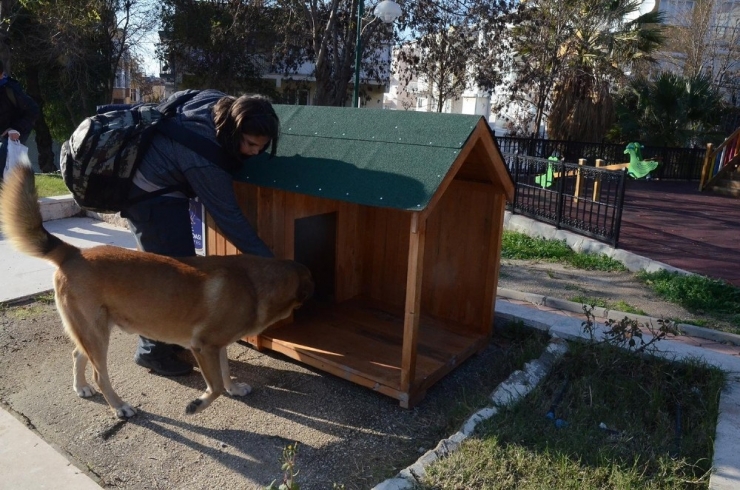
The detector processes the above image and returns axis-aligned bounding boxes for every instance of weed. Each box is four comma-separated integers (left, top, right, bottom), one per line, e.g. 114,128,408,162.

569,295,607,308
581,304,678,354
568,297,647,316
36,292,55,304
608,300,646,316
8,305,47,320
265,443,300,490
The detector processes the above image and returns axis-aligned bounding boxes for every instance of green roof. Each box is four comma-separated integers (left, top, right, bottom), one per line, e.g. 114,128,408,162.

233,105,498,211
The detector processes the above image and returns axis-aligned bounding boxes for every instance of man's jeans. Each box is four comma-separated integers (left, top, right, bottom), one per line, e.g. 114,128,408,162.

121,191,195,360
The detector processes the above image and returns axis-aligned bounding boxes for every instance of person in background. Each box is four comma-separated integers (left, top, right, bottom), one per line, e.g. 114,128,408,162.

123,90,278,376
0,60,39,179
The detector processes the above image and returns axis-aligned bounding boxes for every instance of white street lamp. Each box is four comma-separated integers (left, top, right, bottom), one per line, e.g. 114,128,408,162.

353,0,402,108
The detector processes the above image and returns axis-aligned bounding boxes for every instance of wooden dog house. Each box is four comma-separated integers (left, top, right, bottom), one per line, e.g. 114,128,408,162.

205,106,514,408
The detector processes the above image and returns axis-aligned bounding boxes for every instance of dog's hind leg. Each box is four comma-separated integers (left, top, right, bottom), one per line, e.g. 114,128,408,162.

186,344,225,415
56,296,98,399
61,302,135,419
220,347,251,397
72,348,96,397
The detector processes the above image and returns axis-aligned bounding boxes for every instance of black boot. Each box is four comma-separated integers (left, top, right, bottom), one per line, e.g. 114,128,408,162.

134,337,192,376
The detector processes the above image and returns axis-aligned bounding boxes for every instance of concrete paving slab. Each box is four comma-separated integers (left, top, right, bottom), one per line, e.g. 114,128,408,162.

0,396,101,489
0,217,137,303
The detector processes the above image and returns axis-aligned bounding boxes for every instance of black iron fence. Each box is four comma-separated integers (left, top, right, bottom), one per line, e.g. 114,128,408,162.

497,136,706,181
504,154,628,247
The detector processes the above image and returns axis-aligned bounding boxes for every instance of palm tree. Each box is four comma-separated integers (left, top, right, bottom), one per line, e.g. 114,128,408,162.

610,71,724,146
544,0,664,142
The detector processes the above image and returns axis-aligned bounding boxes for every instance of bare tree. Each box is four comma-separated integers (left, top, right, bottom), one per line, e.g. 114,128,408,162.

5,0,159,170
494,0,574,136
158,0,276,95
656,0,740,102
393,0,515,113
269,0,398,106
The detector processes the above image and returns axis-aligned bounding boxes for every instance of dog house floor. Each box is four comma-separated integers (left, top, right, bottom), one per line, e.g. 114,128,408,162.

250,297,489,407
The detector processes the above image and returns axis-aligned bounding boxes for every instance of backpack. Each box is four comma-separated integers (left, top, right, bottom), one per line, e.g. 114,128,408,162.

60,90,228,213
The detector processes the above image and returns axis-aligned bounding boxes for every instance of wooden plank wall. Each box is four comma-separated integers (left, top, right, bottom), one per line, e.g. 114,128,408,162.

359,207,412,309
209,180,500,334
210,183,364,303
421,179,494,328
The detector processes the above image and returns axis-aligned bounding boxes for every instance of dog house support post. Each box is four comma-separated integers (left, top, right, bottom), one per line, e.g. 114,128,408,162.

482,194,507,335
400,213,426,406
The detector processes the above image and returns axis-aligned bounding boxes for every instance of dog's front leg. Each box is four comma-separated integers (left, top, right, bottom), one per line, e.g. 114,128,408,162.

187,344,226,415
220,347,251,397
72,348,96,397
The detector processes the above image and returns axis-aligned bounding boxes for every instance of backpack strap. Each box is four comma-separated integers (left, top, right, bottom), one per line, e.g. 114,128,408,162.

127,120,238,205
156,118,232,168
126,91,236,205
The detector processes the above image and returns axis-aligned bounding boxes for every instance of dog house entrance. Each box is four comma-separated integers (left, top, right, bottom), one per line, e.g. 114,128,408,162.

294,212,336,303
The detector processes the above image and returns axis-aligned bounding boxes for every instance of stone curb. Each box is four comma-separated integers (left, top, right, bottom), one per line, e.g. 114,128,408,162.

38,194,129,228
497,288,740,347
371,338,569,489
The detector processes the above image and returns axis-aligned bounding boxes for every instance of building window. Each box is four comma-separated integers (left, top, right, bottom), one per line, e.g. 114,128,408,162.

282,89,310,105
417,97,426,108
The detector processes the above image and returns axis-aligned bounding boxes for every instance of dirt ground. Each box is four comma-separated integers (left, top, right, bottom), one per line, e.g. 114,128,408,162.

0,260,718,489
0,297,536,490
498,259,730,329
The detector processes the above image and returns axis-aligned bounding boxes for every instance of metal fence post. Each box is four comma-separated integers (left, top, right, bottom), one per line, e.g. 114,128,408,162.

512,154,520,215
612,168,628,248
555,160,565,229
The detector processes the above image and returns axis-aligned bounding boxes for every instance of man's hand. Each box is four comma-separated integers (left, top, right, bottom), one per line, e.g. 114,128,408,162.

2,129,20,141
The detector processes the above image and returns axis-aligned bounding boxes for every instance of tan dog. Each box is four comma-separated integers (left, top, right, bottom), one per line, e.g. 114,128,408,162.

0,161,313,419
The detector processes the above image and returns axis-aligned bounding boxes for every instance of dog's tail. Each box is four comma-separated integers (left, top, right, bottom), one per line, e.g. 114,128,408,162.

0,158,79,267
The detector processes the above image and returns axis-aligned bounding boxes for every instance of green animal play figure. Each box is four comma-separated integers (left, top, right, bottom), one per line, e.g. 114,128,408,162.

535,153,560,188
624,142,659,179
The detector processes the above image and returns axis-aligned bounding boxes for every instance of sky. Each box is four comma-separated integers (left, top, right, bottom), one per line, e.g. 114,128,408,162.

140,32,160,77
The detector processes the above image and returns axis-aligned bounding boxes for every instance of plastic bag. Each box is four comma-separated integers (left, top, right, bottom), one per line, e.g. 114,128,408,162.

4,139,29,180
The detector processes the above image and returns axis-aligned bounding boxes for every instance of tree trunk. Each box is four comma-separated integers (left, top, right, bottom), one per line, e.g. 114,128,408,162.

0,0,16,71
23,65,55,172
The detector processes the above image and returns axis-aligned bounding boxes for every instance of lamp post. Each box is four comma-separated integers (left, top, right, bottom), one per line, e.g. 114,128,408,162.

353,0,402,108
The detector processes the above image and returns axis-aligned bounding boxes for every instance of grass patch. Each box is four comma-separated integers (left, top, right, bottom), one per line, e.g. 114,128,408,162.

567,296,647,316
8,304,48,320
35,292,56,304
568,295,608,308
420,341,725,489
637,271,740,332
637,270,740,315
502,231,626,272
439,323,551,435
35,172,69,198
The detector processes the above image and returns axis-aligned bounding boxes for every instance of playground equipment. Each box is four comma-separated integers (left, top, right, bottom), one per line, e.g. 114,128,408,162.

597,142,659,178
535,154,559,188
700,126,740,194
623,142,659,179
535,143,658,192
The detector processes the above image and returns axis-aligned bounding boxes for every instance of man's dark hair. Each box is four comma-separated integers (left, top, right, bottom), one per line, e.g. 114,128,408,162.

213,94,280,160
